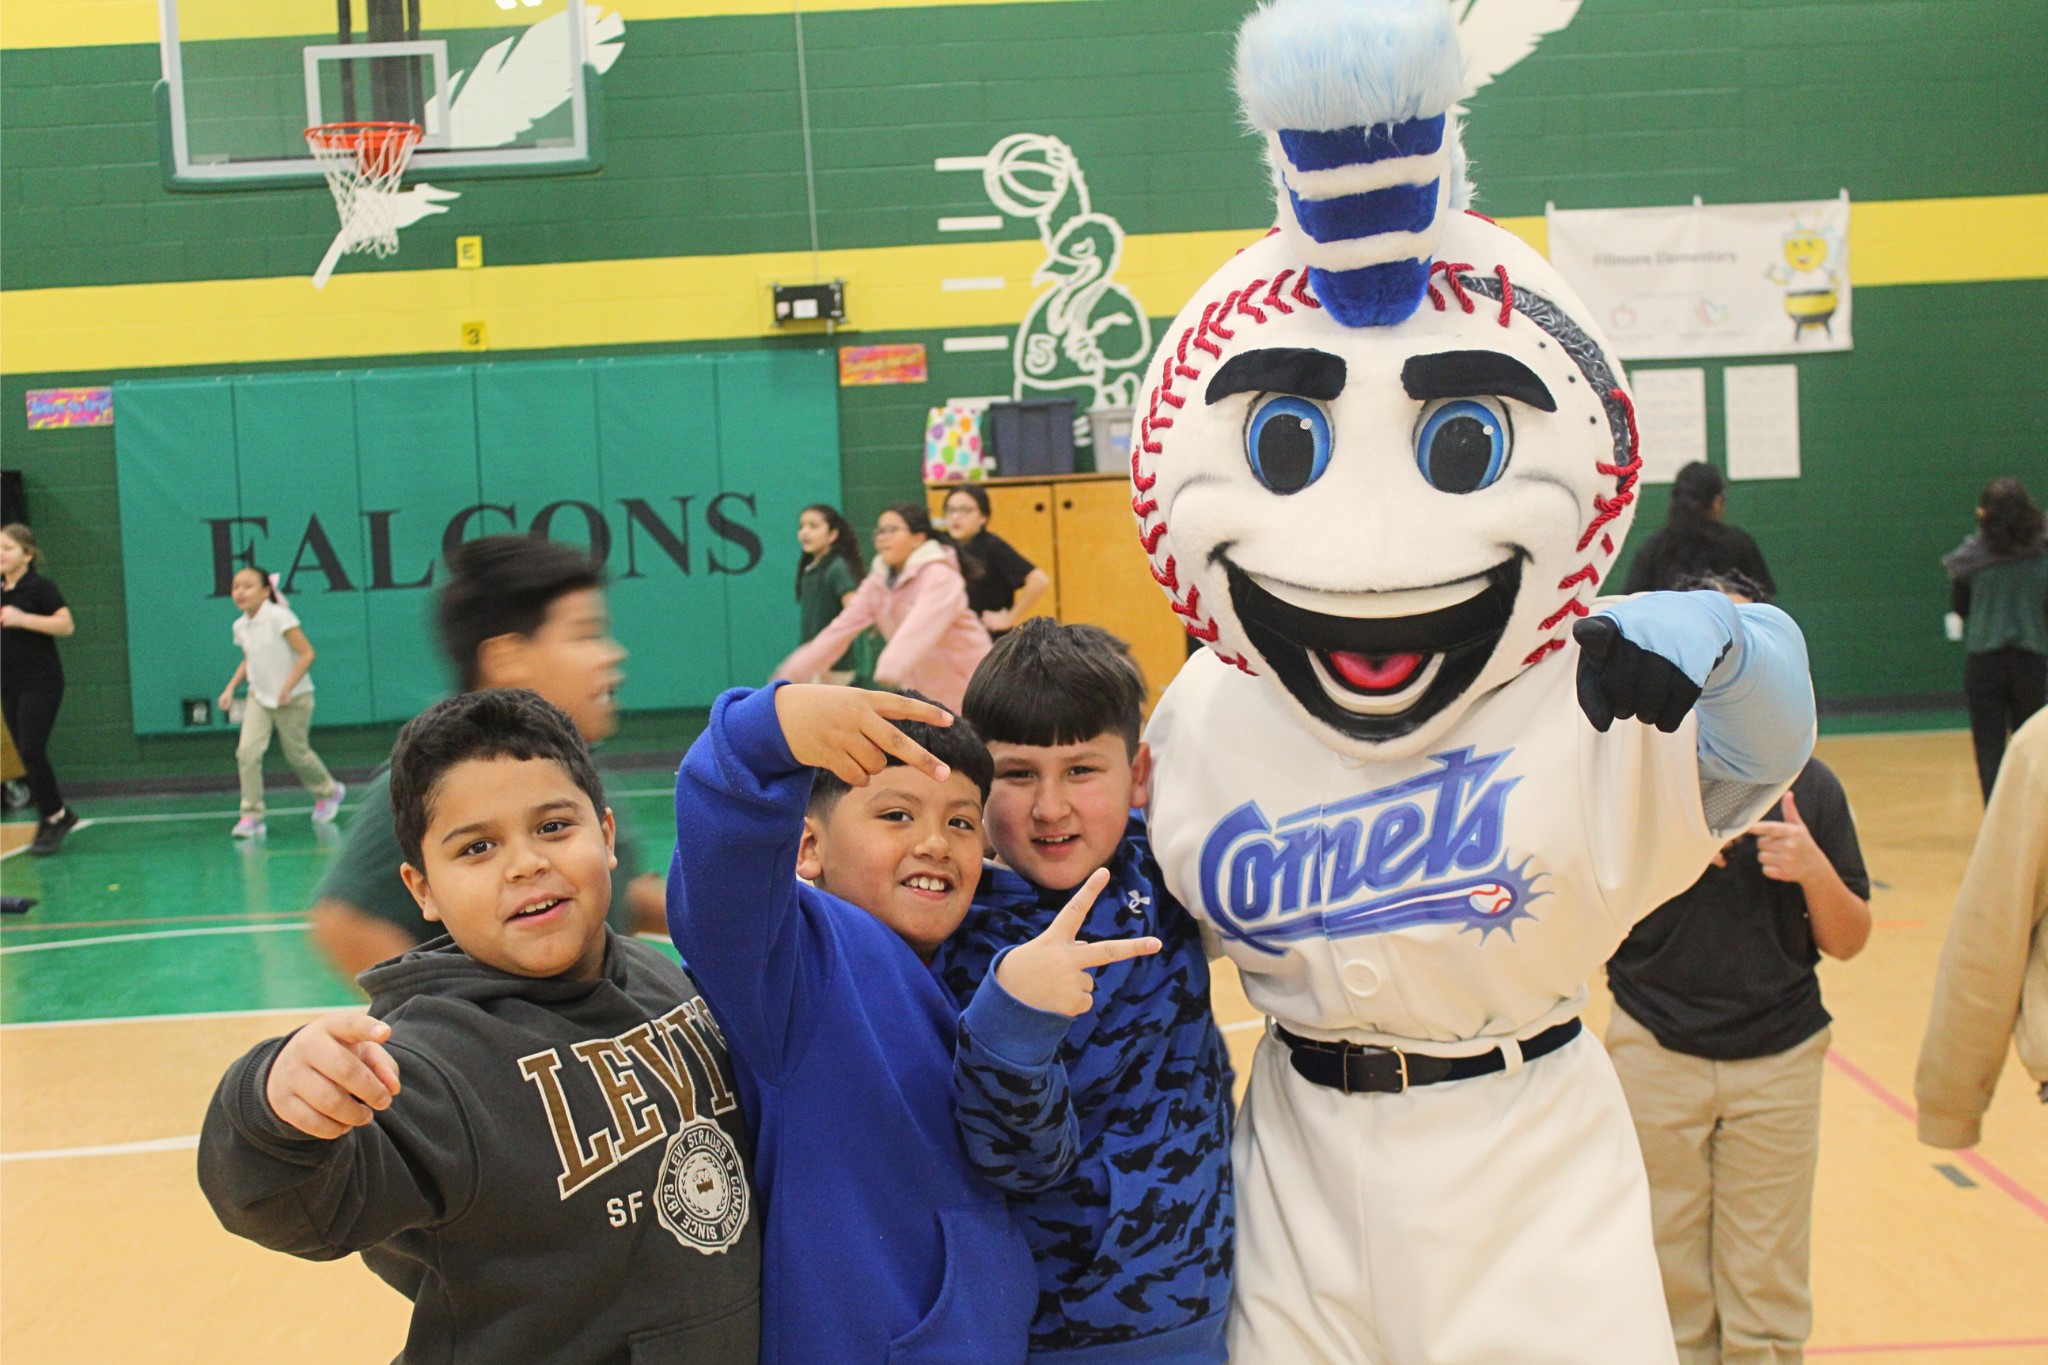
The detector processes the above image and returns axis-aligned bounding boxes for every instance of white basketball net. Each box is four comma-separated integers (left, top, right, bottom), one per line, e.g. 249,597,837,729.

305,122,422,257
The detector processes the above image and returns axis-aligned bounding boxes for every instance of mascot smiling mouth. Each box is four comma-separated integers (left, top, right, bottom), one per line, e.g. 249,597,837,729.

1222,554,1523,741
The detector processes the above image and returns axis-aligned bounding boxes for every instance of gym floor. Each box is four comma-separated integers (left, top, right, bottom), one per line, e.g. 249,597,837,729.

1,731,2043,1362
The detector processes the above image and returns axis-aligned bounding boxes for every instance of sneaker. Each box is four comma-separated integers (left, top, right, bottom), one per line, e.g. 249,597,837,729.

311,782,347,826
232,816,267,839
28,808,78,857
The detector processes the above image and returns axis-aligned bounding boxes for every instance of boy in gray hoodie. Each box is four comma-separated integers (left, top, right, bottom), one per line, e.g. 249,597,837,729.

198,689,760,1363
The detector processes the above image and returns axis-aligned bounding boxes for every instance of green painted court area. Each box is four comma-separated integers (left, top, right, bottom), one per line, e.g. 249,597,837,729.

0,784,681,1024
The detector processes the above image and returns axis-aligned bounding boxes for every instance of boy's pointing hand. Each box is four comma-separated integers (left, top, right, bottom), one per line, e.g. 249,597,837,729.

996,868,1162,1018
775,684,954,786
265,1011,403,1140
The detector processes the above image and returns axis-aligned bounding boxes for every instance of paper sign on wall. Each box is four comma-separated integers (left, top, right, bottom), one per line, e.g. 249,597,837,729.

26,387,113,429
1724,365,1801,480
839,344,928,387
1547,197,1851,360
1626,368,1707,485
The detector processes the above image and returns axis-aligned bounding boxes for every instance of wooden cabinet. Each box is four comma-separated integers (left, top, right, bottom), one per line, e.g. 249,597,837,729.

928,474,1188,705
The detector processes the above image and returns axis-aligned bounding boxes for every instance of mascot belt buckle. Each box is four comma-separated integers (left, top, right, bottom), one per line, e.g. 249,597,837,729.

1272,1019,1411,1094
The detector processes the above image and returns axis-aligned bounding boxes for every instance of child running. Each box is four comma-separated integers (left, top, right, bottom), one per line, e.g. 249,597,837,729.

668,681,1159,1364
936,619,1236,1364
200,689,761,1362
219,564,344,839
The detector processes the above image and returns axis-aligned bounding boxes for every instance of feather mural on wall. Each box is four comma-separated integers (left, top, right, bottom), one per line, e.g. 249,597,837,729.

1453,0,1581,97
310,6,626,288
439,5,626,149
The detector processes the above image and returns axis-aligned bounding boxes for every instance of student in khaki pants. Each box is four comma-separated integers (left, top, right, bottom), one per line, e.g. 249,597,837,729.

1916,706,2048,1148
1605,748,1871,1365
219,567,344,839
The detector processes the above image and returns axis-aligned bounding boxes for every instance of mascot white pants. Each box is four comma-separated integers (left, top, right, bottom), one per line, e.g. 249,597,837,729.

1234,1030,1665,1363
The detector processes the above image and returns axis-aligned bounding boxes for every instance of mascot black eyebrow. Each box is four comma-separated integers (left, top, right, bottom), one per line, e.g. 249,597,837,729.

1134,2,1819,1361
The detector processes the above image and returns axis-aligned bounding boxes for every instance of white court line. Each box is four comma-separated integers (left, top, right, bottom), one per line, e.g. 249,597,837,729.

2,1134,200,1163
0,817,97,861
1221,1018,1264,1034
942,276,1006,291
938,215,1003,232
933,155,986,172
2,1004,350,1031
0,922,307,955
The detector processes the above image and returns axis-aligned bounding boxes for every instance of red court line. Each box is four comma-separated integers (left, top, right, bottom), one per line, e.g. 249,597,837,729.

0,913,304,934
1809,1337,2048,1356
1825,1049,2048,1225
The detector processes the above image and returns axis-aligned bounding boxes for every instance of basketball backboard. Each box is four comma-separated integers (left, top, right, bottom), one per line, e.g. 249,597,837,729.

157,0,616,188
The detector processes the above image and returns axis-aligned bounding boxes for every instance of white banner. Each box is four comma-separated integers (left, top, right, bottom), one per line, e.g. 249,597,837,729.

1547,197,1851,360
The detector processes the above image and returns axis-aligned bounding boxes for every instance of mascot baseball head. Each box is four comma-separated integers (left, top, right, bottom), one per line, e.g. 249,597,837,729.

1134,0,1642,759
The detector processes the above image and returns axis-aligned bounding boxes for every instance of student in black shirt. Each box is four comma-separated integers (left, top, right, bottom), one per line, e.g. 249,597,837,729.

0,524,78,855
1623,462,1777,597
1604,575,1869,1365
942,485,1051,636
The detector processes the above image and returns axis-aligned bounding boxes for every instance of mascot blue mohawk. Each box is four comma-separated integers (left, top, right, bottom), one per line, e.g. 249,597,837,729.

1135,3,1819,1360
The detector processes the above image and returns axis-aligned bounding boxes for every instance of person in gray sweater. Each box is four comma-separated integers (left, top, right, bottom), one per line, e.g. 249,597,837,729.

198,690,760,1363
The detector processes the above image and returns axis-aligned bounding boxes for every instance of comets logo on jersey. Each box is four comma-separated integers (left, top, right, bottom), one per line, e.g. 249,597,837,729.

1197,745,1546,954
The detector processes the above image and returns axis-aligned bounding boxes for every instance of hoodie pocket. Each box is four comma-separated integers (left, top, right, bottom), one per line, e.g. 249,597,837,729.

886,1204,1033,1365
627,1290,760,1364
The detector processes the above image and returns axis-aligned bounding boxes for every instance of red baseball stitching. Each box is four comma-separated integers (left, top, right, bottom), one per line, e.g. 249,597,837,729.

1523,385,1645,667
1131,269,1318,670
1493,264,1514,328
1428,260,1476,314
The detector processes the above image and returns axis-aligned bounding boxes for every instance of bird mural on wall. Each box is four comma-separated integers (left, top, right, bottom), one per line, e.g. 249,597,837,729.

981,133,1152,410
311,5,625,288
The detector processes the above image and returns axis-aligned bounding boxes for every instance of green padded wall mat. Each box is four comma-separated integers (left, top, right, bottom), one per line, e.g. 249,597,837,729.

114,351,837,735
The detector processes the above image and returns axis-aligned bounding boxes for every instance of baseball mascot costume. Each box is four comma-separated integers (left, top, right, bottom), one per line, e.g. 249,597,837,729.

1136,2,1817,1361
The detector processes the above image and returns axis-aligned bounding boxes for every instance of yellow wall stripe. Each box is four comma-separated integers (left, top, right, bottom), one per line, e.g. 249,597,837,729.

0,0,1095,51
1851,194,2048,287
3,198,2041,377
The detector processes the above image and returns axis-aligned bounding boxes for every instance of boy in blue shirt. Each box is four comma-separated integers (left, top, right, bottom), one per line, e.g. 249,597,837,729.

937,621,1236,1364
668,683,1160,1365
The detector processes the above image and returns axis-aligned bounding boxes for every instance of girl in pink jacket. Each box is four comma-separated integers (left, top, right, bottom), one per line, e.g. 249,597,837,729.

774,502,992,709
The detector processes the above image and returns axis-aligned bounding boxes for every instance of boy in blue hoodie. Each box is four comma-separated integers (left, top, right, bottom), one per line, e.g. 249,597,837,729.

667,683,1161,1365
936,621,1236,1364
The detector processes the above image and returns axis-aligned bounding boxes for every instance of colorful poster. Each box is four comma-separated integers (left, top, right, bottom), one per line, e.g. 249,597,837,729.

838,343,928,386
26,387,114,429
1546,197,1851,359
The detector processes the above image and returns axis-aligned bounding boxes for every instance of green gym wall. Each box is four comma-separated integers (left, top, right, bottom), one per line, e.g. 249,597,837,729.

2,0,2045,781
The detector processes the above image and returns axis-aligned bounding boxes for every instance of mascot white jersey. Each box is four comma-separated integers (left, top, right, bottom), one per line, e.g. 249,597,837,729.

1134,2,1818,1361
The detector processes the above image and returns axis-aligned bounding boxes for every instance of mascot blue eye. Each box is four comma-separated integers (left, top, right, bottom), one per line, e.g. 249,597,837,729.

1415,398,1511,494
1245,395,1332,495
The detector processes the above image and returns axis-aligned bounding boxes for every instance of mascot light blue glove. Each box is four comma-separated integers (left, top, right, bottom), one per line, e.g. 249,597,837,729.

1574,590,1814,785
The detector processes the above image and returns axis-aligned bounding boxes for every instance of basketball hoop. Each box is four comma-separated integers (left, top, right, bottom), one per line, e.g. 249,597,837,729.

305,121,423,265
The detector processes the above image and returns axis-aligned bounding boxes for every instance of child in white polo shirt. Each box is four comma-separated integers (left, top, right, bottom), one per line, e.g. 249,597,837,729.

219,565,345,838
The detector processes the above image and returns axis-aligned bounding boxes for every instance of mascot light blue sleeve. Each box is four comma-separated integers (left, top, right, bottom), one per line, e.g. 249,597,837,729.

1134,3,1816,1361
